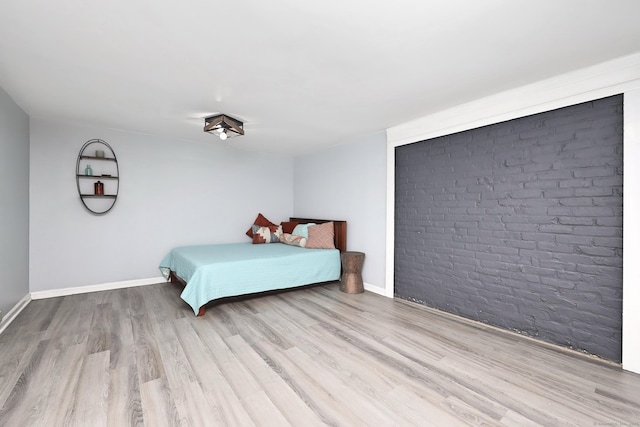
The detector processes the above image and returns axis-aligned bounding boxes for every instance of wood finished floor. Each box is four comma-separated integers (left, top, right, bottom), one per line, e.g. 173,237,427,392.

1,282,639,426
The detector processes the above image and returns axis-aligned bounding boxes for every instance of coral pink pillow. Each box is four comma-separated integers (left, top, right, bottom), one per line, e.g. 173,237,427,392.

306,222,335,249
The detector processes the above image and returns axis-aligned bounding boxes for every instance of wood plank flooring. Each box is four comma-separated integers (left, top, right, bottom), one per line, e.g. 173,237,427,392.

1,282,639,426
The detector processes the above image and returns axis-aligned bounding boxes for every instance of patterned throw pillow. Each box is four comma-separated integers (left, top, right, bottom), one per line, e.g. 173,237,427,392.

280,233,307,247
252,224,283,244
306,222,335,249
246,213,277,238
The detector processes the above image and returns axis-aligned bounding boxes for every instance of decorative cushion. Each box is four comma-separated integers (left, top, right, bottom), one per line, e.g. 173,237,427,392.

306,222,335,249
292,223,315,239
280,233,307,248
246,213,277,238
252,224,283,244
280,221,299,234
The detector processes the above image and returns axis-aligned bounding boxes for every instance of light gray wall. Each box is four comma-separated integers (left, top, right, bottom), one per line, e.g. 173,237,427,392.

293,132,386,290
29,118,293,292
0,87,30,315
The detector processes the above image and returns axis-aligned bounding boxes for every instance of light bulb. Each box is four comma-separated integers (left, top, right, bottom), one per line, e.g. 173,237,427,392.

219,130,228,140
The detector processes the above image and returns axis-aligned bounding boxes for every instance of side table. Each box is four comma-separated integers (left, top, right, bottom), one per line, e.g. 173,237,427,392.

340,251,365,294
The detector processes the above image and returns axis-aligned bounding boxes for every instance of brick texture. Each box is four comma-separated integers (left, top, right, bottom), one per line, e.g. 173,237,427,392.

395,95,623,362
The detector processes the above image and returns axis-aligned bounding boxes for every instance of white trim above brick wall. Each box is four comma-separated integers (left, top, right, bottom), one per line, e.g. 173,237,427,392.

386,51,640,373
387,53,640,148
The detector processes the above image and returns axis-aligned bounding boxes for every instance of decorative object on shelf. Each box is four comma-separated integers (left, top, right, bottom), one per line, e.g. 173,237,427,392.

340,251,365,294
76,139,119,215
94,181,104,195
204,114,244,140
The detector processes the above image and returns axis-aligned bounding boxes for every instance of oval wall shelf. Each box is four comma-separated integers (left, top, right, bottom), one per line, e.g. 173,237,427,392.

76,139,119,215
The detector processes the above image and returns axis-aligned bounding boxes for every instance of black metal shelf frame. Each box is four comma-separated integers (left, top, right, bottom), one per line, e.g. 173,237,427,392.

75,139,119,215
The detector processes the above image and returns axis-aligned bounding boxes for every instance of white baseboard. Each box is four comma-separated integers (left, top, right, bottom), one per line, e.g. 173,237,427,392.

0,294,32,335
30,276,167,300
364,282,391,297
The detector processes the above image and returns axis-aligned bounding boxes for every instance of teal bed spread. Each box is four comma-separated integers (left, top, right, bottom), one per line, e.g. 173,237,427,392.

159,242,341,314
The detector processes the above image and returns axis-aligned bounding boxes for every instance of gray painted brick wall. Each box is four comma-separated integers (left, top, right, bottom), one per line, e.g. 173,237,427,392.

395,95,623,362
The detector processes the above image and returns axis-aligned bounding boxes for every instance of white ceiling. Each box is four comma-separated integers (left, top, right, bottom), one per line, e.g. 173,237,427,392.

1,1,640,156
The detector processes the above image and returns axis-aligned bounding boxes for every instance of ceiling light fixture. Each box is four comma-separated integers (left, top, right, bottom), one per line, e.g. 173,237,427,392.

204,114,244,140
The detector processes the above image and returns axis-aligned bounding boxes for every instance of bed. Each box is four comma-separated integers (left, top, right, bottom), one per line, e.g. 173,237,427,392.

160,218,347,316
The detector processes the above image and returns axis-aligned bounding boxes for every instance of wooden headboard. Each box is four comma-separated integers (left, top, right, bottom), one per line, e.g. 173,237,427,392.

289,217,347,252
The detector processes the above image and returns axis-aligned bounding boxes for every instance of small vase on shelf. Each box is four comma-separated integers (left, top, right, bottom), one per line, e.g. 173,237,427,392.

85,165,93,176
